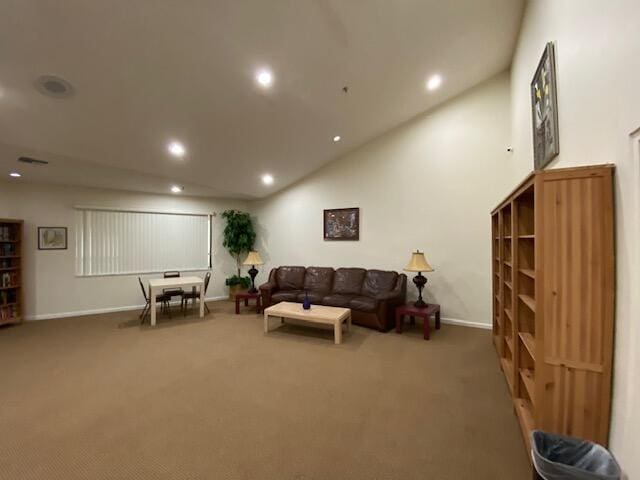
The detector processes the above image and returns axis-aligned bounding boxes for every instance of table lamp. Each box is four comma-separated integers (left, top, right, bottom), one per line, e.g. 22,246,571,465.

404,250,434,308
242,250,264,294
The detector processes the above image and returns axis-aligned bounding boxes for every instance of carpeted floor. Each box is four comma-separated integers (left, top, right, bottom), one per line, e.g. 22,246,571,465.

0,301,530,479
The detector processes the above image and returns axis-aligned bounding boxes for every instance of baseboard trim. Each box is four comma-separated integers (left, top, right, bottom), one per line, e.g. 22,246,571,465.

440,317,492,330
25,303,491,330
25,296,229,321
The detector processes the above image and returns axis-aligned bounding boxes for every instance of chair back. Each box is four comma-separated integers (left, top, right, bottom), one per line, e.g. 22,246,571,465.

164,271,180,278
204,271,211,294
138,277,149,302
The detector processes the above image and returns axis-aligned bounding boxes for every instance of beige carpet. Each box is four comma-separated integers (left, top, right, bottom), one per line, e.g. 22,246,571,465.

0,301,530,479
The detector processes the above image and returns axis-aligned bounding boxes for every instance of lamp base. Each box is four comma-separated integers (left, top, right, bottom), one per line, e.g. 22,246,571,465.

413,298,428,309
248,266,259,294
412,272,428,309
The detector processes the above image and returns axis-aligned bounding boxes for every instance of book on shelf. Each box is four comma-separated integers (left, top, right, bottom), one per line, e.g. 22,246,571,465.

0,304,18,321
0,225,13,241
1,271,18,287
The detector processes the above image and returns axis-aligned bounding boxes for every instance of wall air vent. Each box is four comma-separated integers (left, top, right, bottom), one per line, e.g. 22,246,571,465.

18,156,49,166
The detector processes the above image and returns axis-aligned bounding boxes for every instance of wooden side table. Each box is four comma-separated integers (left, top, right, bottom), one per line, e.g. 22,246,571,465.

395,303,441,340
235,292,262,314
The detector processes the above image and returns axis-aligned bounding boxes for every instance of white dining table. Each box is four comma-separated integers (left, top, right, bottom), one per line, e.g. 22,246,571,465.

148,276,205,326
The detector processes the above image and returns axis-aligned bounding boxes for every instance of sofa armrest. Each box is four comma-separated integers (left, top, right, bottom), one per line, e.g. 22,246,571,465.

259,268,279,308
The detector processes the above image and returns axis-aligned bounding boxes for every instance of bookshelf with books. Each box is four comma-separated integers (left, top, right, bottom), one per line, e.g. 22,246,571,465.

491,166,615,455
0,219,23,326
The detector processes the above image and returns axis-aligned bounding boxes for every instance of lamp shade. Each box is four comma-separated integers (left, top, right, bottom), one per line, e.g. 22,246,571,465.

404,250,434,272
242,250,264,266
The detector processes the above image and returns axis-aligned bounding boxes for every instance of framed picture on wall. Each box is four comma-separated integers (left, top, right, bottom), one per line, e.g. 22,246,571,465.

38,227,67,250
530,41,560,170
323,208,359,241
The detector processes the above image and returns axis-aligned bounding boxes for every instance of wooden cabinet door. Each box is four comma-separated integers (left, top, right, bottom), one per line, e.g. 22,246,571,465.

536,166,614,445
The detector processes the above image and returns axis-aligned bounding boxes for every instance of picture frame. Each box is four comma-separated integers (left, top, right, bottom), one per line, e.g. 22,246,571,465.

323,208,359,241
38,227,67,250
530,41,560,170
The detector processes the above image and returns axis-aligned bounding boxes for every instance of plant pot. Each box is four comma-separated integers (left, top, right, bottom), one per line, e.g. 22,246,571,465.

228,284,247,301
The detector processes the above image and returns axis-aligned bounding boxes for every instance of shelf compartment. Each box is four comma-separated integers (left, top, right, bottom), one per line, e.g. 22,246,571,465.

514,399,535,452
493,334,501,354
519,332,535,360
519,269,535,279
516,184,535,237
0,317,21,326
519,294,536,313
504,308,513,322
505,335,514,354
504,280,513,290
520,368,536,404
500,357,515,393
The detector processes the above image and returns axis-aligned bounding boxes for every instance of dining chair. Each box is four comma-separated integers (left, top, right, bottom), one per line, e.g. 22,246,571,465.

138,277,171,324
163,271,184,313
181,271,211,316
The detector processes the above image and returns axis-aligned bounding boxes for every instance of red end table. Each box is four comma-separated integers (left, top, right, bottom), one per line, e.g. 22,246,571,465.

395,303,441,340
235,292,262,314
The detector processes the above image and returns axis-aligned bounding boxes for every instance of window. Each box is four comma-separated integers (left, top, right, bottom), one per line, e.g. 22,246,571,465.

75,208,211,276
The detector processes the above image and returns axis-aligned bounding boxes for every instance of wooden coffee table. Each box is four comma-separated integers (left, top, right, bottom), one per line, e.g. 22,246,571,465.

263,301,351,344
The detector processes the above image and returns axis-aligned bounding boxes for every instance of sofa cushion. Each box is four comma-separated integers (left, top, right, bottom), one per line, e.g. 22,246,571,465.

303,267,334,292
276,266,306,290
349,296,378,313
272,290,303,303
332,268,366,295
362,270,398,298
321,294,354,308
296,291,324,304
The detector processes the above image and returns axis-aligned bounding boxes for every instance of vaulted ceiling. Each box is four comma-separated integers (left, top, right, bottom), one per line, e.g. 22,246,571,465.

0,0,525,198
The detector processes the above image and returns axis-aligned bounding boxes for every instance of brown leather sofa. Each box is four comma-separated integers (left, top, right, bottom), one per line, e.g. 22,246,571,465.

259,266,407,331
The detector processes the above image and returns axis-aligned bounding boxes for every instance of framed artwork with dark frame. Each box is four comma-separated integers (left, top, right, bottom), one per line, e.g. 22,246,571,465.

38,227,67,250
323,208,359,241
531,41,560,170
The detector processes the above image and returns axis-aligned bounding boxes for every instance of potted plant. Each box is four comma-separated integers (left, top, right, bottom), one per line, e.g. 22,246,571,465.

221,210,256,300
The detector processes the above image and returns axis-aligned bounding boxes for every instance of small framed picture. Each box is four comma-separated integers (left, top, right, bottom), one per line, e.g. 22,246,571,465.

38,227,67,250
323,208,359,241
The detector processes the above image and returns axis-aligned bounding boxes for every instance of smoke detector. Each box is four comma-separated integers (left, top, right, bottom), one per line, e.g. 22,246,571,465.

35,75,75,98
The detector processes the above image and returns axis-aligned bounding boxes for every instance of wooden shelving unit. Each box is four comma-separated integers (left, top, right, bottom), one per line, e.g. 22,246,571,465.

490,165,615,456
0,219,23,326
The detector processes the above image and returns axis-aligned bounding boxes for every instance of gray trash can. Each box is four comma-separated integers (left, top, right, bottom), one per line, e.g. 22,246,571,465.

531,430,621,480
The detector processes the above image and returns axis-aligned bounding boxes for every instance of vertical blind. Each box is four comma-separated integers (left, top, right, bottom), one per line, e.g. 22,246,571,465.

75,208,211,276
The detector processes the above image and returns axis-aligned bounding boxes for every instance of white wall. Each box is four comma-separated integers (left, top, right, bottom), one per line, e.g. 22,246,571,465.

0,181,248,319
251,73,513,327
510,1,640,476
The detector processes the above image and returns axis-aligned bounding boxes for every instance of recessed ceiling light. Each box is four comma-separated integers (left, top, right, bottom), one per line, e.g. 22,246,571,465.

170,185,183,193
426,74,443,91
333,135,341,142
9,172,21,178
167,141,186,158
256,69,273,88
261,174,274,185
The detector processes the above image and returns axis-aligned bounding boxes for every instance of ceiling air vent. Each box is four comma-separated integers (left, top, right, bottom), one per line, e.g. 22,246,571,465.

18,156,49,166
34,75,75,98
